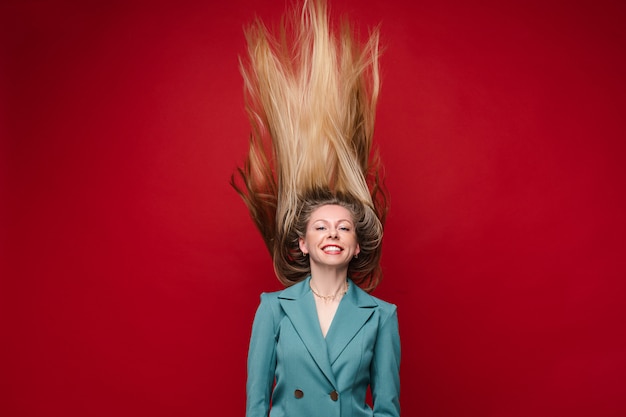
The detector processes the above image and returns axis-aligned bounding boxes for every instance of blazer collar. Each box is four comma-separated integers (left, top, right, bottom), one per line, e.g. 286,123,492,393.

325,279,377,364
278,277,378,386
278,276,378,307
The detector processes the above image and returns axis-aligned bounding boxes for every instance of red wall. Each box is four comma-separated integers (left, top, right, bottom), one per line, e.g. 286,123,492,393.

3,0,626,416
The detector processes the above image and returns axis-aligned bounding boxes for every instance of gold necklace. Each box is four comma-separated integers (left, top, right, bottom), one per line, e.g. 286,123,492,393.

310,280,349,303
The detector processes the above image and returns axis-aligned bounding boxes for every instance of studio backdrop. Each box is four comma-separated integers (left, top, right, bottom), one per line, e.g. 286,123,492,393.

2,0,626,416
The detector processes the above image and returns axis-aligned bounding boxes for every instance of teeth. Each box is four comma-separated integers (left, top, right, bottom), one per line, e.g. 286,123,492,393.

323,246,342,252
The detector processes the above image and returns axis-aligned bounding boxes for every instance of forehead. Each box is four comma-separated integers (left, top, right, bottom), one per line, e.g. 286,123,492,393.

309,204,354,222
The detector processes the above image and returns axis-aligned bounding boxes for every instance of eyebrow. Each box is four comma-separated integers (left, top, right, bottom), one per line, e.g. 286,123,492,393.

311,218,354,224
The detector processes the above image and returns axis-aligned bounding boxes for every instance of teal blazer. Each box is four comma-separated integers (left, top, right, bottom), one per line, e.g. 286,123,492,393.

246,276,400,417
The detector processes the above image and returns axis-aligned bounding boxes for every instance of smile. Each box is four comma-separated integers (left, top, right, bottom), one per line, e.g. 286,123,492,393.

322,245,343,253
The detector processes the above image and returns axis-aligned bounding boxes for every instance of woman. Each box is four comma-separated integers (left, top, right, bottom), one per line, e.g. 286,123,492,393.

245,190,400,417
233,1,400,416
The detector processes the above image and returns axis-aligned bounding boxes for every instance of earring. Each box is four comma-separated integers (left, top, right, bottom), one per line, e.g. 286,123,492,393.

354,254,359,259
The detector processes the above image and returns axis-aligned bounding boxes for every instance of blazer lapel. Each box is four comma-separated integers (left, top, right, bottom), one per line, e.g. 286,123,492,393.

278,277,338,388
325,279,377,365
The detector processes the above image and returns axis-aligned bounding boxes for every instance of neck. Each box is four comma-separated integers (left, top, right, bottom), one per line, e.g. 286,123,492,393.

309,265,348,294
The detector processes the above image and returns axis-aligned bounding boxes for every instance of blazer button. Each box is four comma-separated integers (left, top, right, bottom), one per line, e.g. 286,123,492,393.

294,389,304,399
329,390,339,401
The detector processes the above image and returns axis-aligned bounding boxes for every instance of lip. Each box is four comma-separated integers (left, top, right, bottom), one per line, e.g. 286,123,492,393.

321,244,344,253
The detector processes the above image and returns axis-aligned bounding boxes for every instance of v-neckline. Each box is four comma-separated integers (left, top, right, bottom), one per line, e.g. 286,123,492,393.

313,291,346,340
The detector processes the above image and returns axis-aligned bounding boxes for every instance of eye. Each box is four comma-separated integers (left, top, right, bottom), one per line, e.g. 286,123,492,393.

315,226,326,231
339,226,350,231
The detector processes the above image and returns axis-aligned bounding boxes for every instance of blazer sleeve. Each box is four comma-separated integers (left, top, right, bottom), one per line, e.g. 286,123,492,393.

370,306,401,417
246,293,278,417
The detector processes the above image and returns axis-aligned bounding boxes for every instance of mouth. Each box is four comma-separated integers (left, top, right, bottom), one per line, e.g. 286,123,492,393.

321,245,343,254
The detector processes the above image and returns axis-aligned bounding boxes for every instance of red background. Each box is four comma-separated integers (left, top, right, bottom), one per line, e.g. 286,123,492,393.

2,0,626,416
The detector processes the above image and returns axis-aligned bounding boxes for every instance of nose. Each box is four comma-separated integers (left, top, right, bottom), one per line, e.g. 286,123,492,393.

328,229,338,238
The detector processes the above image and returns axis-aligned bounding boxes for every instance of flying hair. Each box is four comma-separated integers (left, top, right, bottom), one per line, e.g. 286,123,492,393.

232,0,388,291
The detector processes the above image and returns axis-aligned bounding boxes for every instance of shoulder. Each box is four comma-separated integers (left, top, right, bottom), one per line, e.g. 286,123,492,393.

371,293,398,323
258,278,306,304
259,290,282,303
255,278,308,317
352,283,398,321
257,291,282,317
252,291,286,330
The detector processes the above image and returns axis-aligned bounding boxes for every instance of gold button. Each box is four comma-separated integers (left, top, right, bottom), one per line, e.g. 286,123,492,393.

330,390,339,401
294,389,304,399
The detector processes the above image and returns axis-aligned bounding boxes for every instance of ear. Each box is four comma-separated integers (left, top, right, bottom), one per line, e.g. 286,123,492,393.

355,243,361,257
299,237,308,254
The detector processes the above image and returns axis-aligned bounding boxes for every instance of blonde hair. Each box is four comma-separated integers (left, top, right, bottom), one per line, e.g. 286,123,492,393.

232,0,388,291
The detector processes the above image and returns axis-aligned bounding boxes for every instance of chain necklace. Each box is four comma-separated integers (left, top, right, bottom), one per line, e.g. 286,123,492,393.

310,280,349,303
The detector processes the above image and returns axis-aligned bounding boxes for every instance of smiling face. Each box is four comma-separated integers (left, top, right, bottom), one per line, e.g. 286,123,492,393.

298,204,361,271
